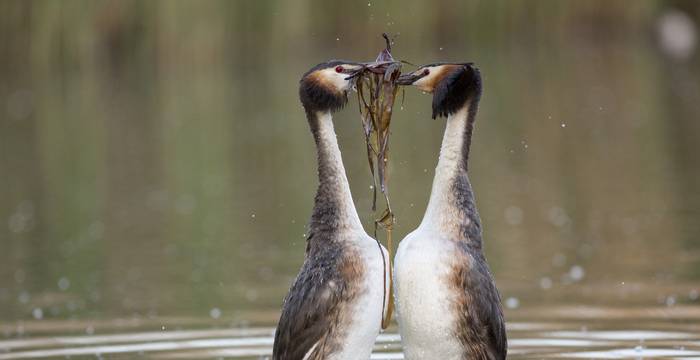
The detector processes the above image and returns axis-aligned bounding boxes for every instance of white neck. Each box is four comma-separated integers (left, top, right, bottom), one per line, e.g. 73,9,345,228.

314,111,364,231
419,106,470,234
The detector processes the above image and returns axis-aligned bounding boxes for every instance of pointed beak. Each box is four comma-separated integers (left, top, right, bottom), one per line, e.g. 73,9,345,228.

344,65,367,81
396,72,423,86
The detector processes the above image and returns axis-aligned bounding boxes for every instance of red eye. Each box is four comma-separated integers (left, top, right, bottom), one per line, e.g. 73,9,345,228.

335,66,344,73
423,69,430,75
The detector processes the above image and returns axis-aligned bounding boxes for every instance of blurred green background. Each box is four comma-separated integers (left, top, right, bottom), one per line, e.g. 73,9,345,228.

1,0,699,326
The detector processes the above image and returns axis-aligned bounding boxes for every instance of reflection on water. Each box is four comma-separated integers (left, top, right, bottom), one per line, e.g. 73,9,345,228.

2,306,700,359
1,0,700,358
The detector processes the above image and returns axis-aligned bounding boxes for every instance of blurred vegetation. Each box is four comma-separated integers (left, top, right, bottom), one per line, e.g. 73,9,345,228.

0,0,699,322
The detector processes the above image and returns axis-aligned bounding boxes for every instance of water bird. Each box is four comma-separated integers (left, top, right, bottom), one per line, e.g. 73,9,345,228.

393,63,507,359
272,61,391,360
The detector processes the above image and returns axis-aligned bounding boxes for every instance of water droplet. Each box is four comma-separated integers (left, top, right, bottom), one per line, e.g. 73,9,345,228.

569,265,585,281
505,297,520,309
18,291,30,304
32,308,43,320
657,9,697,61
540,277,553,290
547,206,570,228
561,123,566,128
251,214,256,218
57,277,70,291
209,307,222,319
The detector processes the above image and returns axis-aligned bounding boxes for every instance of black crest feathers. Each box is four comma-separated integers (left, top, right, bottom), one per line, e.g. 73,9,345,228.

432,64,482,119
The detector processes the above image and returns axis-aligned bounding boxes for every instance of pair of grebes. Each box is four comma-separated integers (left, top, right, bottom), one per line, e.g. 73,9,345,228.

272,52,506,360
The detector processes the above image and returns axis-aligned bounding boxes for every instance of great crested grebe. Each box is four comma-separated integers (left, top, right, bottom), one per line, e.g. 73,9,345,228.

272,61,390,360
394,63,507,359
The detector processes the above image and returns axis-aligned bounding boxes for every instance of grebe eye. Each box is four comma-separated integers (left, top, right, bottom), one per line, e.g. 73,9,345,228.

335,66,344,73
423,69,430,75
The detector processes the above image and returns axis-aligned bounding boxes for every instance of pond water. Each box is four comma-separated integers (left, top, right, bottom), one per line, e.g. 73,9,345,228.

2,305,700,358
1,1,700,359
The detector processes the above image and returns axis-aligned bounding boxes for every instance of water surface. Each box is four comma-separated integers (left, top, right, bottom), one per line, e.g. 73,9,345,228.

3,305,700,358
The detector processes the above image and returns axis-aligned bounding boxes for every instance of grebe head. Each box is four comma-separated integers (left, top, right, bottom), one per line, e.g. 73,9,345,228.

397,63,481,119
299,60,364,114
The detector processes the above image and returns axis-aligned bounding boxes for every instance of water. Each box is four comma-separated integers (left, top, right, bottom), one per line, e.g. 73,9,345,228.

1,1,700,358
2,306,700,358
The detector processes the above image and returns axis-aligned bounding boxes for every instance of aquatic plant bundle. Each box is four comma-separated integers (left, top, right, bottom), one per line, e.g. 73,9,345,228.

355,34,401,329
356,34,401,232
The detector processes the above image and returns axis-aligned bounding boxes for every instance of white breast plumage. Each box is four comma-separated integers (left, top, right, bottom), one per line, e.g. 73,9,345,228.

330,232,389,360
394,228,463,359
